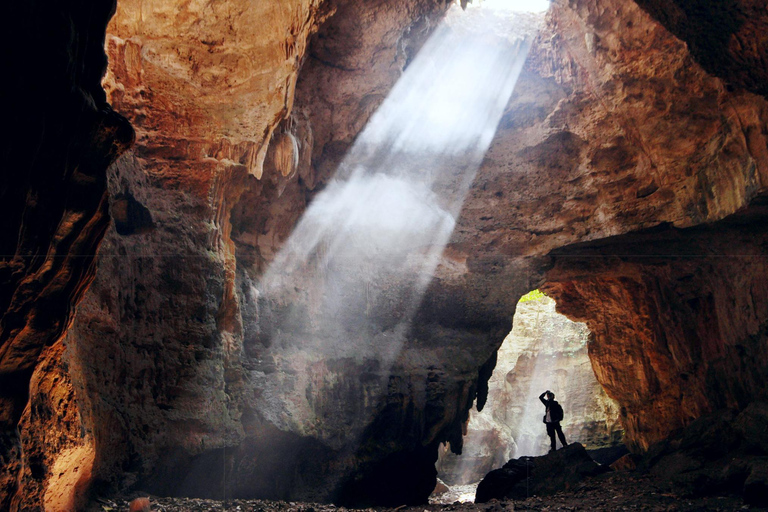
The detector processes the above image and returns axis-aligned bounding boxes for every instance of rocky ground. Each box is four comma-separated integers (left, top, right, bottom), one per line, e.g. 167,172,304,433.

99,470,757,512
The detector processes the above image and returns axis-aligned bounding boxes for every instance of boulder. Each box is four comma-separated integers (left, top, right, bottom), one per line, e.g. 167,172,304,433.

432,478,450,496
734,402,768,456
475,443,608,503
743,461,768,507
610,454,639,472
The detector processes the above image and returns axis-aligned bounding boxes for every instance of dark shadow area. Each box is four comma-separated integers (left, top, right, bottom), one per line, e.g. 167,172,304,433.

634,0,768,97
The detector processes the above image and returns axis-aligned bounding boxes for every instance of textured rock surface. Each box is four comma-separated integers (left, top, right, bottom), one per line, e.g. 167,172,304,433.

61,0,334,503
633,0,768,98
634,403,768,505
448,0,768,454
62,0,458,506
0,1,133,509
474,443,607,503
542,201,768,450
436,295,621,485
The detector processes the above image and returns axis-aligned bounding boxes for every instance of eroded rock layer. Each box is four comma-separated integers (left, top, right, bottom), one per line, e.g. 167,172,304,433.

542,199,768,450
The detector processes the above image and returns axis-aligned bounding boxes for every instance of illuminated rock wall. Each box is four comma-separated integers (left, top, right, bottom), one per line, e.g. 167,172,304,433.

436,295,621,485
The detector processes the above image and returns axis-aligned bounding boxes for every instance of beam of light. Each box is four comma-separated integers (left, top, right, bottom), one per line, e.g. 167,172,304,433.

247,2,550,493
477,0,551,13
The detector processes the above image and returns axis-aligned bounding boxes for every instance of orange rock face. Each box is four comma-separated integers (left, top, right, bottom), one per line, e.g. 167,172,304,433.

446,0,768,451
542,206,768,450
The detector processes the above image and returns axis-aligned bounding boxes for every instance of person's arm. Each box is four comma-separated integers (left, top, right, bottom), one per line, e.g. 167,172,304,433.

539,391,548,406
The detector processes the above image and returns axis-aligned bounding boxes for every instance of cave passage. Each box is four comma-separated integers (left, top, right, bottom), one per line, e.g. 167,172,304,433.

245,1,551,479
434,290,622,502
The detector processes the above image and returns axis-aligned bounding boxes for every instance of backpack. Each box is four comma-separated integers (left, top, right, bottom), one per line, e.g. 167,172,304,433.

549,401,564,422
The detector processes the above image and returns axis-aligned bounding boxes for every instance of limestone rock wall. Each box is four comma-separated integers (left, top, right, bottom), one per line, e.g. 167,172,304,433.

633,0,768,98
59,0,330,502
60,0,768,503
59,0,459,506
446,0,768,453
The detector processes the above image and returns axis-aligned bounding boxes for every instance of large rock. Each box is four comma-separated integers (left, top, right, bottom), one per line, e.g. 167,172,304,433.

475,443,607,503
635,403,768,505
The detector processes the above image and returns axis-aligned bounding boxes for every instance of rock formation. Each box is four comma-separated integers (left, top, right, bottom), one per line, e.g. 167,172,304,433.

542,203,768,450
2,0,768,508
436,294,622,485
0,2,133,510
635,402,768,507
474,443,607,503
57,0,458,507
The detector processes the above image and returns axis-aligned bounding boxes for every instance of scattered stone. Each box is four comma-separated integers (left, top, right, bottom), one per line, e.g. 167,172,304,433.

129,497,152,512
434,478,450,496
586,445,629,467
610,454,638,472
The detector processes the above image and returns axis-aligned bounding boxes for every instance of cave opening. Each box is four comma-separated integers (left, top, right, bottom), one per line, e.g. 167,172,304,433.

432,290,623,503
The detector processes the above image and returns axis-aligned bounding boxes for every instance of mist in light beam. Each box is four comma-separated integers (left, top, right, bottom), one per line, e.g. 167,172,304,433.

249,3,549,454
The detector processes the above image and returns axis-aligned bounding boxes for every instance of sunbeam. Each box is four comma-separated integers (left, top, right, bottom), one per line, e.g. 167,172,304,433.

249,0,550,481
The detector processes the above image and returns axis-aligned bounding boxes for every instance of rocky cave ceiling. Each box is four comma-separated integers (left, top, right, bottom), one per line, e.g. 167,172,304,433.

1,0,768,510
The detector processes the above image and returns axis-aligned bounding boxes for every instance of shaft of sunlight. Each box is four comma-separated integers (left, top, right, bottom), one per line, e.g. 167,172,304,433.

250,3,550,457
479,0,550,13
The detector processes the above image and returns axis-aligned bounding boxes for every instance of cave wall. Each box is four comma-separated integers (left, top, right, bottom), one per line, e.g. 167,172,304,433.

542,202,768,450
58,0,468,506
633,0,768,98
0,2,133,510
60,0,332,502
447,0,768,454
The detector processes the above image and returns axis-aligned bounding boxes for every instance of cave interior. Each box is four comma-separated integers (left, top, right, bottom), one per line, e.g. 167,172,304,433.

2,0,768,510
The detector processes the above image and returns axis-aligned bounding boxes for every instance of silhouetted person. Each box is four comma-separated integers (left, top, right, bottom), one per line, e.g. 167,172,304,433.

539,390,567,452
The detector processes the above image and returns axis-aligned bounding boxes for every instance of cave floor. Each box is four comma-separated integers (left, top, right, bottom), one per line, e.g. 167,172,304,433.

102,471,762,512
